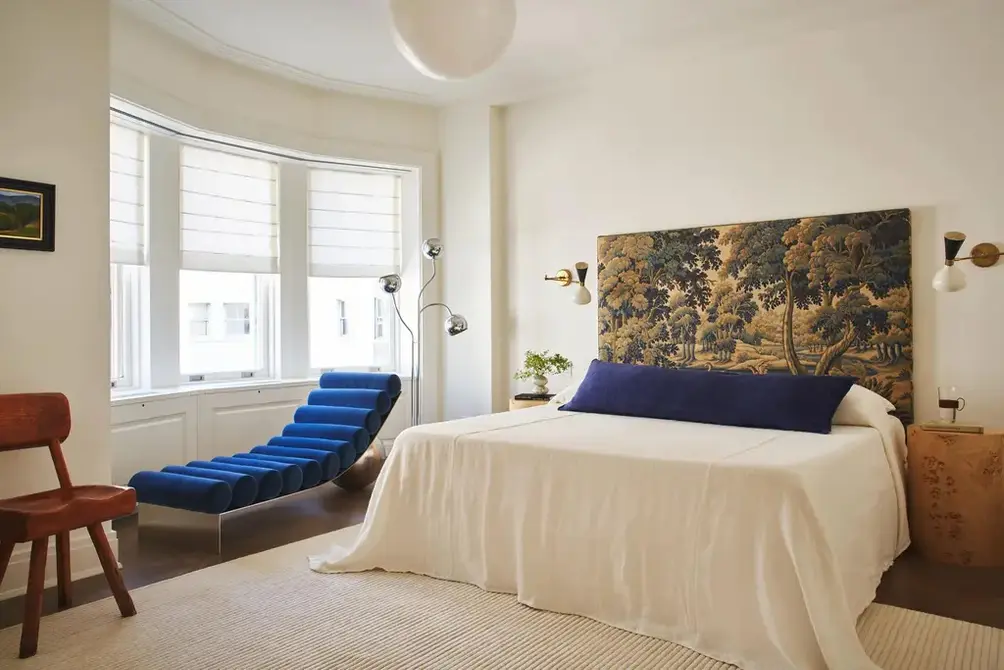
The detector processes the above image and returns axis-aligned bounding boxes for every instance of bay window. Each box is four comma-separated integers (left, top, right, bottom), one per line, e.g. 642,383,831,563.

108,99,421,396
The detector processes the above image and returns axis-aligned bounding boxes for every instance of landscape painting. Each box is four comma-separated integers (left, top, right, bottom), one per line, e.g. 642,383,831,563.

0,177,55,252
597,208,913,422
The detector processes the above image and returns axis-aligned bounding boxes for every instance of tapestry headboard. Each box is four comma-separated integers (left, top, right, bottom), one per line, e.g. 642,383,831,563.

597,208,913,423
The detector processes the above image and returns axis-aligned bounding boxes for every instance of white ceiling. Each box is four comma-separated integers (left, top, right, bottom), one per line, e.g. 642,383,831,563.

114,0,928,106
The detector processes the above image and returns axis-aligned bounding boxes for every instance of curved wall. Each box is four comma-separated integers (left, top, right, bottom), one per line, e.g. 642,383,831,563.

111,10,439,161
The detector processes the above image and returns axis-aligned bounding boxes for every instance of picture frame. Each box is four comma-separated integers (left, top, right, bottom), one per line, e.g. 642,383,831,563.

0,176,56,252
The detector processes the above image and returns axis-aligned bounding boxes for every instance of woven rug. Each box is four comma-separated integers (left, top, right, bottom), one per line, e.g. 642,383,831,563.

0,526,1000,669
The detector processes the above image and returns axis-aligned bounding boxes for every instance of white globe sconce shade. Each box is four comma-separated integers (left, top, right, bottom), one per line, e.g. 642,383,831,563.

389,0,517,80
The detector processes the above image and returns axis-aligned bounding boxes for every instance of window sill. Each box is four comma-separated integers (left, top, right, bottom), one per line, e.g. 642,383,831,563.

110,377,319,407
111,374,413,407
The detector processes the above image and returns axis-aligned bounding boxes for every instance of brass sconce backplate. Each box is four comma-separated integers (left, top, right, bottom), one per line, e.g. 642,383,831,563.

971,242,1001,268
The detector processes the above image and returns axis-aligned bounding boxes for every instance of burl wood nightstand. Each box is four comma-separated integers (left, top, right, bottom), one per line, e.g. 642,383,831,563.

508,396,553,411
906,425,1004,566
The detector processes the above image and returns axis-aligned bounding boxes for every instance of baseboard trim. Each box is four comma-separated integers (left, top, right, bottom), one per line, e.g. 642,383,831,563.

0,525,118,601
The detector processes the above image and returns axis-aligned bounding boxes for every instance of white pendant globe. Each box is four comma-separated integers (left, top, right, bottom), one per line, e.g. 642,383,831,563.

389,0,517,81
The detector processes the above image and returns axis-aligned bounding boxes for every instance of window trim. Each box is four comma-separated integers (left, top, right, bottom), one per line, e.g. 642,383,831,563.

110,263,142,391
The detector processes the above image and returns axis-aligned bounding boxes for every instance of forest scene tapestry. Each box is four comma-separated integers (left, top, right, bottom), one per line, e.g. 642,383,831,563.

597,208,913,421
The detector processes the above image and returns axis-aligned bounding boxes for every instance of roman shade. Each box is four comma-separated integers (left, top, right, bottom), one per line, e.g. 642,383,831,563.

110,123,146,265
181,146,278,274
308,169,401,278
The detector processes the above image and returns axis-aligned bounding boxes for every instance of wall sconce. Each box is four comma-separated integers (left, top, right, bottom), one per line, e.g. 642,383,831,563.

544,262,591,305
932,232,1000,292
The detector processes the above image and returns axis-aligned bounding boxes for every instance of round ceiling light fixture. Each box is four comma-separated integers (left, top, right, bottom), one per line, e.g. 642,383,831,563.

389,0,517,81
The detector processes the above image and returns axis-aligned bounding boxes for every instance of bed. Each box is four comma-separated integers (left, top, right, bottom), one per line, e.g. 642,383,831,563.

311,211,913,670
310,404,907,669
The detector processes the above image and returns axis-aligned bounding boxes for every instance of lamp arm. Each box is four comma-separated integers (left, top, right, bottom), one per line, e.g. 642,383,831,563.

953,253,993,263
413,257,437,423
390,292,418,427
417,258,437,306
418,302,455,317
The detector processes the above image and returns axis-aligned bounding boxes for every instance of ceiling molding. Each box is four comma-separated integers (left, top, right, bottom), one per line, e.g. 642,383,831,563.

115,0,439,106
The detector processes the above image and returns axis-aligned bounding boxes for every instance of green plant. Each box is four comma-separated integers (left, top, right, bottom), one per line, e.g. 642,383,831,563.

513,350,571,381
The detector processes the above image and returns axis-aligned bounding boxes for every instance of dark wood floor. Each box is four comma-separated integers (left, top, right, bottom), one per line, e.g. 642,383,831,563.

2,483,1003,632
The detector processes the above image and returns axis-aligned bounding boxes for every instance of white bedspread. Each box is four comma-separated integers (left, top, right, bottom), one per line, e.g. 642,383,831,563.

310,406,908,670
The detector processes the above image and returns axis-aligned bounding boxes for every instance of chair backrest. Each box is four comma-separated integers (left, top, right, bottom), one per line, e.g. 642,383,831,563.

0,393,71,453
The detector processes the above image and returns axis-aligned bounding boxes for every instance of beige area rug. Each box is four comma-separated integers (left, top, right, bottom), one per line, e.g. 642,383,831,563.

1,526,1001,670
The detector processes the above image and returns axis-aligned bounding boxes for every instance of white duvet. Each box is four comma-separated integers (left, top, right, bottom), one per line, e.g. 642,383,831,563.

310,406,908,670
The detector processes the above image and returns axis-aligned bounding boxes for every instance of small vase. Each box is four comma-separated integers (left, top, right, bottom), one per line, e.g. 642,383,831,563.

533,375,549,395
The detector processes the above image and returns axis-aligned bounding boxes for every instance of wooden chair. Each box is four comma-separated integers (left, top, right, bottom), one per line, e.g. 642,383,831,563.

0,393,136,658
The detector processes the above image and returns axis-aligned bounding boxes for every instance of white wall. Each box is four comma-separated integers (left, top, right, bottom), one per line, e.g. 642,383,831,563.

111,11,439,157
0,0,114,594
439,105,510,418
505,0,1004,425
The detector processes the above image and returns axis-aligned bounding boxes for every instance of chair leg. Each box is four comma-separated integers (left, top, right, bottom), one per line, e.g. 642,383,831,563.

87,523,135,618
0,541,14,589
56,532,72,608
20,538,48,659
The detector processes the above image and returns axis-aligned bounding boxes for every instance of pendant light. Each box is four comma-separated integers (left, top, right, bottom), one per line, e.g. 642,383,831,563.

389,0,517,81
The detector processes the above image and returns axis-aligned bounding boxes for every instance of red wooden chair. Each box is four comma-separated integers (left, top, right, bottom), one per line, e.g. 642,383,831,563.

0,393,136,658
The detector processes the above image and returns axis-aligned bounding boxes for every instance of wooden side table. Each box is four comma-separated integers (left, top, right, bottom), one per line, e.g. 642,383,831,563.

906,425,1004,566
508,397,552,411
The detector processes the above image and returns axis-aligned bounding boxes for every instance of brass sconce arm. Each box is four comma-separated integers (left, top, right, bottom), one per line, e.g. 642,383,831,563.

949,243,1001,268
543,269,574,286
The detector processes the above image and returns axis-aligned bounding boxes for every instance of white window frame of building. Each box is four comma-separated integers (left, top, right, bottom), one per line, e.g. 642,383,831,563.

336,299,348,337
187,302,211,339
373,296,386,340
224,302,252,338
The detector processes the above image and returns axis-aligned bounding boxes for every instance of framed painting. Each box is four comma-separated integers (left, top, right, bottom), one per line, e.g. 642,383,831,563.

597,208,913,422
0,176,55,252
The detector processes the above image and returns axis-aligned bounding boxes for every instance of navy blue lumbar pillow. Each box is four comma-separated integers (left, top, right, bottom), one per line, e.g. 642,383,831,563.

559,359,855,434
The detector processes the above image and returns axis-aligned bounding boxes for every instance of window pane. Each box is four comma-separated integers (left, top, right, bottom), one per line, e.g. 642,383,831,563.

180,271,262,375
309,277,393,370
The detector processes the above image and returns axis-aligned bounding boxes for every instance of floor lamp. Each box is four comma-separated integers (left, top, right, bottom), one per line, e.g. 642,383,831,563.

379,238,468,427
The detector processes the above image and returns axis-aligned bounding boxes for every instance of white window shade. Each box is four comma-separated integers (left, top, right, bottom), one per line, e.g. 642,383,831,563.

181,146,278,274
308,169,401,278
110,124,146,265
